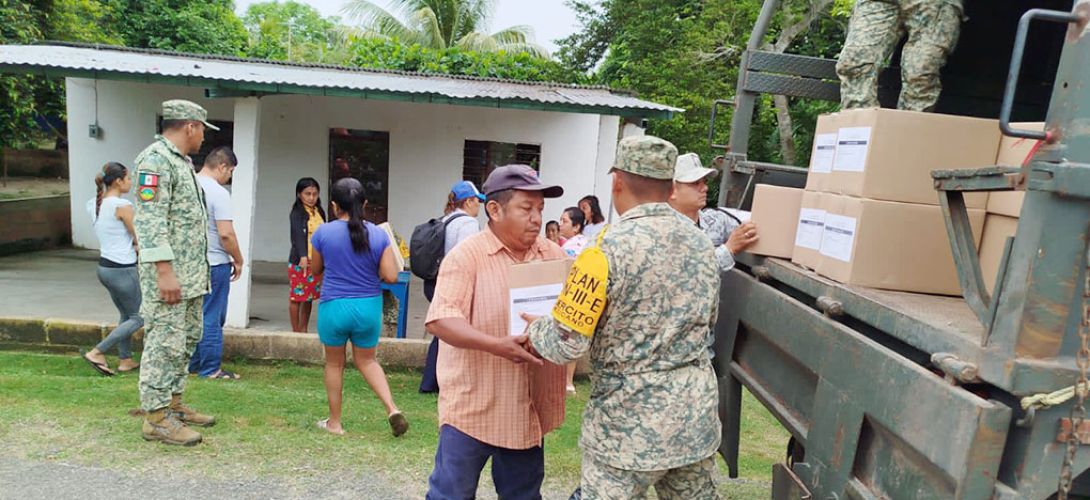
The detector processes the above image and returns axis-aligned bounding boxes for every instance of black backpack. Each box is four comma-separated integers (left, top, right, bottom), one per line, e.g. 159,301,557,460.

409,213,469,280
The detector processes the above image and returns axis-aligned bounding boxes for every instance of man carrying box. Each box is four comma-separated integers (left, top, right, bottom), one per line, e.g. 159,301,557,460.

525,136,722,498
424,164,567,499
670,152,760,271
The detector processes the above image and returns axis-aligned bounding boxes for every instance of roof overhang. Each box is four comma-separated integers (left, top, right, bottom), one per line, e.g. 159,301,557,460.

0,44,682,120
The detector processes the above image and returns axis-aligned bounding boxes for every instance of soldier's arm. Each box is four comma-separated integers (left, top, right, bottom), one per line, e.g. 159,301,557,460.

132,156,175,263
527,317,591,365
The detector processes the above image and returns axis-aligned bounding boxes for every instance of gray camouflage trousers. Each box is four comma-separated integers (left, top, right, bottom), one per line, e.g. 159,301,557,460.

836,0,962,112
579,453,719,500
139,296,203,411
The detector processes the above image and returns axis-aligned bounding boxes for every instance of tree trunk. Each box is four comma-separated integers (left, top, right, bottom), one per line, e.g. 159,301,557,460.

773,94,798,166
761,0,835,164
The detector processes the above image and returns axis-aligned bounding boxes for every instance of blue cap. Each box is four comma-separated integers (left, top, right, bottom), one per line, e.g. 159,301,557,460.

451,180,486,202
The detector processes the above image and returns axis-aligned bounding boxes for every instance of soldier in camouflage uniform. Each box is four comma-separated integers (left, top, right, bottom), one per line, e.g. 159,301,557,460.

836,0,964,112
133,100,218,446
526,136,722,499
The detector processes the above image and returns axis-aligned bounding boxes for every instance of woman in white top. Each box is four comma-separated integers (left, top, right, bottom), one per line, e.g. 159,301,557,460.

82,162,143,376
560,206,588,258
579,195,607,241
558,206,589,394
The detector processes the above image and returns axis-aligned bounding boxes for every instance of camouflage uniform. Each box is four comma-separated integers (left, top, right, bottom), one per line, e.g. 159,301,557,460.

529,136,722,499
836,0,964,112
134,101,216,412
698,208,742,272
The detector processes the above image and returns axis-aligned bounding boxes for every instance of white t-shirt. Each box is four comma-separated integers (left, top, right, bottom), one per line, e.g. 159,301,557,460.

198,175,234,266
583,221,606,242
561,233,589,258
86,196,136,265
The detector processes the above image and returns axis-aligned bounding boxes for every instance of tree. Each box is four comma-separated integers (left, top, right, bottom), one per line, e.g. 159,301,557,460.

243,1,347,63
105,0,249,56
343,0,549,58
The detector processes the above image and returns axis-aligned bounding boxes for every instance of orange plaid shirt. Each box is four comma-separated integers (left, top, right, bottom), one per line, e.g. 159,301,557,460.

425,227,567,449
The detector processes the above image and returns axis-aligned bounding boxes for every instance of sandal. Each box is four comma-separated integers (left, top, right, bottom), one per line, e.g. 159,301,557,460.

316,418,345,435
117,362,140,373
205,370,240,380
81,352,115,377
388,412,409,437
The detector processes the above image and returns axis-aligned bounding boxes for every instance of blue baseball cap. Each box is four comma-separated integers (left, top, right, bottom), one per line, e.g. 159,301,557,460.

451,180,486,202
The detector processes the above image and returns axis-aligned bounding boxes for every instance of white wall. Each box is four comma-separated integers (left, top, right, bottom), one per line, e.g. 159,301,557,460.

65,78,234,249
65,79,628,262
249,94,617,261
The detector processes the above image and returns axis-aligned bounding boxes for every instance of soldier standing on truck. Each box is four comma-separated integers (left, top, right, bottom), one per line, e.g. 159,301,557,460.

836,0,964,112
133,99,218,446
669,152,759,272
524,136,723,499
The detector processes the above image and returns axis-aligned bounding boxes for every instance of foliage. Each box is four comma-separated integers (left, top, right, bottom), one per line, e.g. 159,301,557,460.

557,0,847,202
347,37,586,83
104,0,249,56
242,0,347,63
343,0,549,58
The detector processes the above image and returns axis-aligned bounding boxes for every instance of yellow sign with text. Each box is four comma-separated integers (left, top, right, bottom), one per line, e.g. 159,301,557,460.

552,244,609,337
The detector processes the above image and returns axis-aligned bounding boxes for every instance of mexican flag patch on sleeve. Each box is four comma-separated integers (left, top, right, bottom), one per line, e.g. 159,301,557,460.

137,171,159,202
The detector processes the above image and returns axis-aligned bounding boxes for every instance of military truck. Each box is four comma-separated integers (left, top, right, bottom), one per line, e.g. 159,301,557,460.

711,0,1090,497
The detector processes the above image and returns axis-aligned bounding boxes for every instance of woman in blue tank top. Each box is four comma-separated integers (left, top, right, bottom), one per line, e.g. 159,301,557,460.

310,177,408,437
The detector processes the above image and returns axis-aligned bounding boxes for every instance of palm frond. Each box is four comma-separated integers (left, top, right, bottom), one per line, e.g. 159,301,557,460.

341,0,416,41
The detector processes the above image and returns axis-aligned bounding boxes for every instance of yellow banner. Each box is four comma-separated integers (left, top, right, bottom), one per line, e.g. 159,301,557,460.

552,245,609,337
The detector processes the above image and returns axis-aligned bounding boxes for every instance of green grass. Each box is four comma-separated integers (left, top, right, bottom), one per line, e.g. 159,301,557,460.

0,351,788,498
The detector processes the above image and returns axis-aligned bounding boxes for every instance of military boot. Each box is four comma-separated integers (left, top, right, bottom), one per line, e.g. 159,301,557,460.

170,395,216,427
142,408,202,446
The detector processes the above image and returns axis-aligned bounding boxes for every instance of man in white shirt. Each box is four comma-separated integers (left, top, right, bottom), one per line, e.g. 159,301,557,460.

670,153,759,271
188,146,243,380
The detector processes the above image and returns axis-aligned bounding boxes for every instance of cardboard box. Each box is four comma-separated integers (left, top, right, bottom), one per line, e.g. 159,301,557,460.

791,191,832,270
749,185,804,258
804,114,838,193
979,214,1019,295
985,123,1042,218
822,108,996,208
816,195,985,295
508,258,573,335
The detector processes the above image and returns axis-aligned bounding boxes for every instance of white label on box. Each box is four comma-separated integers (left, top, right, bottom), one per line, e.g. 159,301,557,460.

794,208,826,250
833,127,871,173
820,214,857,263
509,283,563,335
809,133,837,174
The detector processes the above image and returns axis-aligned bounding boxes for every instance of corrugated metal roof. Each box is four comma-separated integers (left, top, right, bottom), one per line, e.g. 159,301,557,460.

0,43,682,119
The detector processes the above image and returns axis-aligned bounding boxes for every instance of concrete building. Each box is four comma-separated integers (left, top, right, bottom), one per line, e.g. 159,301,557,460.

0,43,678,329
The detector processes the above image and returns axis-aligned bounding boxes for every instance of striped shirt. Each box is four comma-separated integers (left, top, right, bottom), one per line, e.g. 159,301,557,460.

425,227,567,449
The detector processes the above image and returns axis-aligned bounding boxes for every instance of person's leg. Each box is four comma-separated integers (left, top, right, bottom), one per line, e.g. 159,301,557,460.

300,301,314,333
351,345,398,415
491,442,545,500
566,362,577,394
426,425,492,500
171,296,204,398
317,300,349,434
289,264,305,332
91,266,143,366
419,335,440,393
289,301,302,332
579,452,658,500
139,299,187,412
899,1,961,111
835,0,903,109
652,456,718,500
195,264,231,377
189,292,213,374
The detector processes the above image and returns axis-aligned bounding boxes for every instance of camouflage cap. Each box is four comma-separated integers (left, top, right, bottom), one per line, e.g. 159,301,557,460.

161,99,220,131
610,135,678,180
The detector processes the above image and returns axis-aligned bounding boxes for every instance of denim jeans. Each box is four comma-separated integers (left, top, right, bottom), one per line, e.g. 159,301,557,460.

188,263,232,377
95,265,143,359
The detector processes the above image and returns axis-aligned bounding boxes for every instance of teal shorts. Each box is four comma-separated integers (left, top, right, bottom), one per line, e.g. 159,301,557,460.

316,296,383,348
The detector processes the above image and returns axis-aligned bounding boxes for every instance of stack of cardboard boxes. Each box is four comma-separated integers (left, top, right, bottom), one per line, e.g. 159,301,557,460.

977,123,1042,294
747,108,1007,296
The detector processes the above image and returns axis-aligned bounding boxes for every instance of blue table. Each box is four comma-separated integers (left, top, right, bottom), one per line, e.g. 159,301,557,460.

380,271,411,339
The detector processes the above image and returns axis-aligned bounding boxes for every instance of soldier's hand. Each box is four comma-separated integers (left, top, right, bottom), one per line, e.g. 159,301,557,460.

520,313,542,335
156,265,182,305
726,222,759,255
490,335,543,366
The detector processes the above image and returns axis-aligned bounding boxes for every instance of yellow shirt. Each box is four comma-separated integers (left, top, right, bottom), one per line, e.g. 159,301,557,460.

305,205,323,260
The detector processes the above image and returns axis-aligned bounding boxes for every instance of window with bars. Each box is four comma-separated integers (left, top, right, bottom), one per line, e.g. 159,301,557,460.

462,140,542,188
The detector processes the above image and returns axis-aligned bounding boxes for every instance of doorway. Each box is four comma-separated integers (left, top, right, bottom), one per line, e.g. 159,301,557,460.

328,128,390,223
